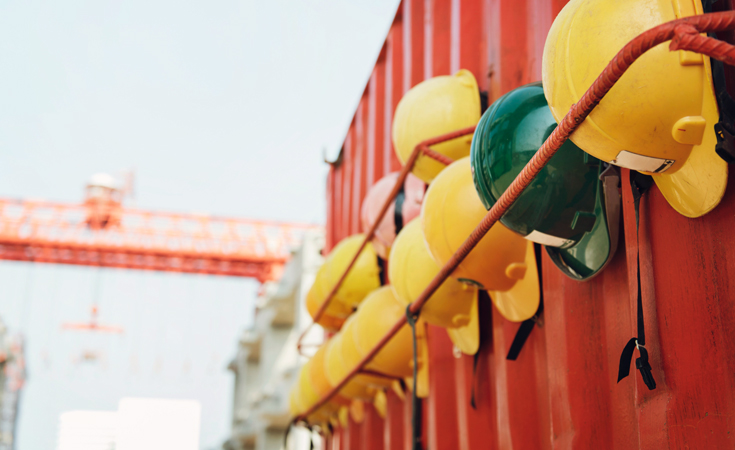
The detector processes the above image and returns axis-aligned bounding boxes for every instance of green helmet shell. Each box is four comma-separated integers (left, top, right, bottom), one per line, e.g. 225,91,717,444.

470,82,618,280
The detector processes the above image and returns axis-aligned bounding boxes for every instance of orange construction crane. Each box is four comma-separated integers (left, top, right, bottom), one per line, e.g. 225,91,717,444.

0,174,320,283
62,305,125,334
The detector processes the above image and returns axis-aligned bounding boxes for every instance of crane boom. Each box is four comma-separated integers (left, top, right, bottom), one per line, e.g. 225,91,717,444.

0,197,320,283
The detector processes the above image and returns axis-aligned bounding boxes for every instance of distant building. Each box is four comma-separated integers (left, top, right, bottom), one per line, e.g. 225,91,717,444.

56,398,201,450
57,411,118,450
222,229,325,450
0,319,25,450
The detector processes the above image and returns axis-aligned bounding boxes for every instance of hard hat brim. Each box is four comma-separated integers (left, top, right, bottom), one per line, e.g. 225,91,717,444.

488,241,540,322
545,165,621,280
406,326,431,399
542,0,729,219
651,90,728,218
445,293,480,355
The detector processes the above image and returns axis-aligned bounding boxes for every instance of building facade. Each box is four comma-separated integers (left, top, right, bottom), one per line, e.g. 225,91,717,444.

0,319,24,450
224,230,324,450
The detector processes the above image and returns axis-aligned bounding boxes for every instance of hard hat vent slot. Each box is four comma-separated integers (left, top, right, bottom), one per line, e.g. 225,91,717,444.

571,211,597,233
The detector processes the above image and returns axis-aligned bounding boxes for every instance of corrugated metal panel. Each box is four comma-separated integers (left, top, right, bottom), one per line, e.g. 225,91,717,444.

323,0,735,448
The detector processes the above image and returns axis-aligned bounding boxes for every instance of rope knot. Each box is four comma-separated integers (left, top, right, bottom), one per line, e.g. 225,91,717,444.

670,23,700,51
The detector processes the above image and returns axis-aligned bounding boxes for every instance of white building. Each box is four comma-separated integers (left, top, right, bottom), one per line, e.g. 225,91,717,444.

0,319,25,450
56,398,201,450
57,411,117,450
222,229,325,450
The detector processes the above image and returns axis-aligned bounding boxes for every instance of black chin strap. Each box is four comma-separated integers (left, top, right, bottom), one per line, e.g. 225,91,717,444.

377,182,407,287
394,184,406,234
617,171,656,391
712,59,735,163
377,256,387,285
702,0,735,163
405,306,423,450
479,90,490,114
470,243,543,408
506,243,545,361
469,290,489,409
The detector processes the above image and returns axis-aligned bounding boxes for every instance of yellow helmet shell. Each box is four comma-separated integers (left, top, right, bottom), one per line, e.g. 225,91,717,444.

324,332,375,400
389,218,477,329
392,70,481,183
341,314,395,388
325,234,381,309
421,157,527,291
352,286,415,378
421,157,540,322
308,343,333,398
297,360,320,411
305,263,351,331
295,360,332,424
543,0,727,217
309,342,350,409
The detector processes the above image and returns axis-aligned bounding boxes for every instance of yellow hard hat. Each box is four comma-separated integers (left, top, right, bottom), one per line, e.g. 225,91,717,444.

392,70,482,183
349,286,416,378
294,360,331,424
325,234,381,309
421,157,540,322
348,286,430,398
373,389,388,419
309,342,350,410
388,218,480,354
542,0,728,218
324,331,376,401
340,314,396,389
305,263,351,331
446,296,480,356
298,361,319,409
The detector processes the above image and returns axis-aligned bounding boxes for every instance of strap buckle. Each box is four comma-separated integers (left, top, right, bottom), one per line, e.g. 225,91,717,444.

715,121,735,164
634,343,656,390
405,305,420,328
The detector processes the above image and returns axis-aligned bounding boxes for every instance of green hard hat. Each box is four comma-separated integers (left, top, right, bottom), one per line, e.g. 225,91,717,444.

470,82,621,280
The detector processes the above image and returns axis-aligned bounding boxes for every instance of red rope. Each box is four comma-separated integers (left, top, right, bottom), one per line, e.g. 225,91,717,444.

296,127,474,355
669,23,735,63
293,11,735,422
419,145,456,166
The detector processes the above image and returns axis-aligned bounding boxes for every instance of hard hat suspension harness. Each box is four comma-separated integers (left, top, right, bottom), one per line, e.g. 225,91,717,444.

704,0,735,163
711,50,735,162
405,305,423,450
544,164,622,280
617,172,656,391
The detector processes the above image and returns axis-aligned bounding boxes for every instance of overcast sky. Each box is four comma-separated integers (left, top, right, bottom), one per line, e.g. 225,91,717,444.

0,1,400,448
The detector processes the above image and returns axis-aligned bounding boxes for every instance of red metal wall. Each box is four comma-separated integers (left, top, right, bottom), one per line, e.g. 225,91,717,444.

324,1,735,448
